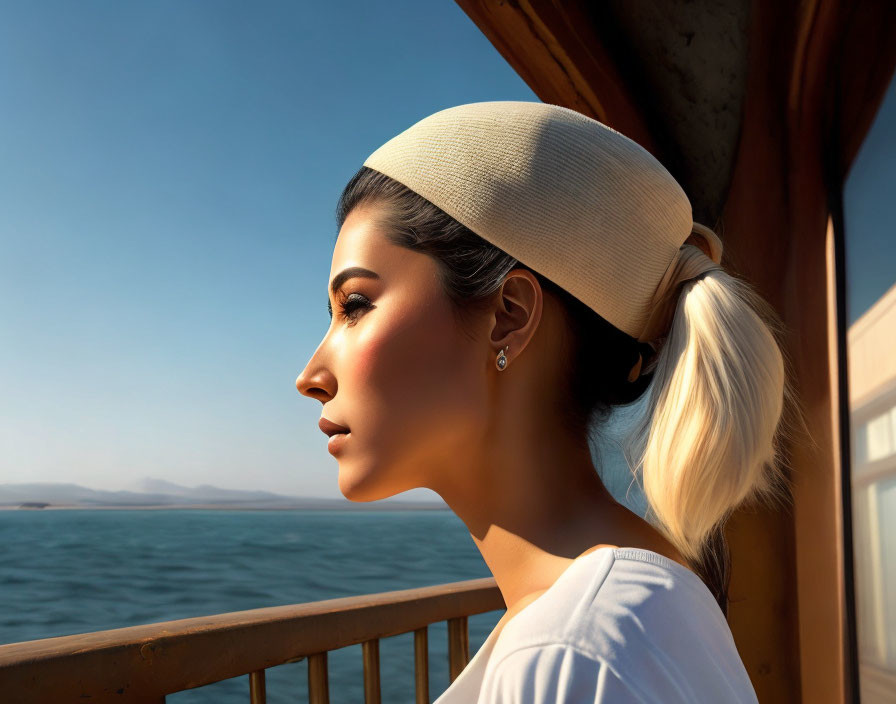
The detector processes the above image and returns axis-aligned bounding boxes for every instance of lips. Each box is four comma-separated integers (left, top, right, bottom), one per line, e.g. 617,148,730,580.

319,417,350,438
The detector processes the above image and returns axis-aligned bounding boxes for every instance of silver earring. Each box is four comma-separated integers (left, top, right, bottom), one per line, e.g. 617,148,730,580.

496,345,509,371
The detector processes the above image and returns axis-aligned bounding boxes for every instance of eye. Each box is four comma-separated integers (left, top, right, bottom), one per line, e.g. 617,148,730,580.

330,292,371,324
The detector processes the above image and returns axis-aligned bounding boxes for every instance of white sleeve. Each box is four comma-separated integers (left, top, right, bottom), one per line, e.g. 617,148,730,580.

477,644,647,703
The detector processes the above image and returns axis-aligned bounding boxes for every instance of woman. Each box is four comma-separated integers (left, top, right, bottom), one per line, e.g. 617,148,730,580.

296,101,796,702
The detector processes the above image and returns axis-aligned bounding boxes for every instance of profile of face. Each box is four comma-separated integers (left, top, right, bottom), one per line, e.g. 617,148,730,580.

295,203,496,503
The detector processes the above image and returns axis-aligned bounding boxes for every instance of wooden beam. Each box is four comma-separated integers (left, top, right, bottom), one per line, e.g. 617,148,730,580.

455,0,656,155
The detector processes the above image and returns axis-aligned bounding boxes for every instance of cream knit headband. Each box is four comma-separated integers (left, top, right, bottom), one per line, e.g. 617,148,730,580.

363,100,723,347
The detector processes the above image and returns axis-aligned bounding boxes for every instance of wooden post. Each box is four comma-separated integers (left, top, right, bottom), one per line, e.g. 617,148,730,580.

248,669,265,704
447,617,469,682
414,627,430,704
362,639,381,704
308,652,329,704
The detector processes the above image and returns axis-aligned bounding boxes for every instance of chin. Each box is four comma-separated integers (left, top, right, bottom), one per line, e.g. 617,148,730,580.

337,464,412,503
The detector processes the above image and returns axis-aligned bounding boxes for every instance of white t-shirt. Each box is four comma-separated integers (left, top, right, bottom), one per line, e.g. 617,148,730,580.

434,546,759,703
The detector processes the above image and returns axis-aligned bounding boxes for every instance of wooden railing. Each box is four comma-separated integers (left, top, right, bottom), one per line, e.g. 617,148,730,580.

0,577,505,704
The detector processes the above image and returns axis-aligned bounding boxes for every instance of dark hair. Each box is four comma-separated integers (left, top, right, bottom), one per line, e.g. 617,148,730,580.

335,165,734,616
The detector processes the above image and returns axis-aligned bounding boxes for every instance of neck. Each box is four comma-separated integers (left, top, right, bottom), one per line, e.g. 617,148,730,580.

432,422,645,615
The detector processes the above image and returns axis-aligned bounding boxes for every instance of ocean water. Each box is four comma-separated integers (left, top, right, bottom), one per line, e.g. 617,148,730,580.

0,509,503,703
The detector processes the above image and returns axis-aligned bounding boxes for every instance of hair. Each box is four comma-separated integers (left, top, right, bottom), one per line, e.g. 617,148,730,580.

335,165,806,619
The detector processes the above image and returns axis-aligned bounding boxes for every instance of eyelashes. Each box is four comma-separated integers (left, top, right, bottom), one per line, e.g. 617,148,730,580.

328,292,372,324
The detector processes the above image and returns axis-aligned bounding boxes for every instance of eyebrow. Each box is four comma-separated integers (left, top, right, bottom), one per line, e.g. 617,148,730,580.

329,266,381,298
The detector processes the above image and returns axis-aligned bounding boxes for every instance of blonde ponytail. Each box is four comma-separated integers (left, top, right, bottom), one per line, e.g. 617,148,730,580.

622,254,800,573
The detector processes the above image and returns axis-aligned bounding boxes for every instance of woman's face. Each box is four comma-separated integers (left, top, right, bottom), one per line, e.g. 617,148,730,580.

295,203,491,502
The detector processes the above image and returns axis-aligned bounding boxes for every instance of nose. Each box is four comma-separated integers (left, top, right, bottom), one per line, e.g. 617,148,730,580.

296,343,336,403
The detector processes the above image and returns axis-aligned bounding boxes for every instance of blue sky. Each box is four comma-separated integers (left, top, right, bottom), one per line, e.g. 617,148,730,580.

0,1,537,497
0,2,891,498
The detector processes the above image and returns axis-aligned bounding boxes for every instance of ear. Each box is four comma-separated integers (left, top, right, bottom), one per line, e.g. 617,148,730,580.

488,268,543,366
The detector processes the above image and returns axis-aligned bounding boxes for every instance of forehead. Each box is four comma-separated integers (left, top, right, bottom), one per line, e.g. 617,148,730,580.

330,205,415,281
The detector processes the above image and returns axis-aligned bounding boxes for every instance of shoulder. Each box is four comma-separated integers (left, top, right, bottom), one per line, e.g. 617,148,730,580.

479,643,646,704
483,548,758,702
492,547,723,663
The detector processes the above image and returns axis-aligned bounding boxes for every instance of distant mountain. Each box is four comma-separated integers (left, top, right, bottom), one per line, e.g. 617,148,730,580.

132,478,289,503
0,479,447,510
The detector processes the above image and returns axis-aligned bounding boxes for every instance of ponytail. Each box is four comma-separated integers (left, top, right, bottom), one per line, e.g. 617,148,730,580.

621,258,801,616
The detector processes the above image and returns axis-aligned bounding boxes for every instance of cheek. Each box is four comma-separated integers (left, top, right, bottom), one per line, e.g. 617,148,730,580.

349,305,482,438
345,331,381,381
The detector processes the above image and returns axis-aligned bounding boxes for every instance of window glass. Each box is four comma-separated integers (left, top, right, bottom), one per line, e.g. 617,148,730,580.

843,69,896,696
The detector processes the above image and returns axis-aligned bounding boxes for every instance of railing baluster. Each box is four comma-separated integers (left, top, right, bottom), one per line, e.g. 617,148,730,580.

308,652,330,704
447,616,469,682
362,638,381,704
248,669,266,704
414,626,429,704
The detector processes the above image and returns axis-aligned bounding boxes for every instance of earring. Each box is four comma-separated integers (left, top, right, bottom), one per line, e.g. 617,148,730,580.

496,345,509,371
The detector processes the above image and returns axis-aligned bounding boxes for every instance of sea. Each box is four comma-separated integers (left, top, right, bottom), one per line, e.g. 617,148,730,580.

0,508,503,703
